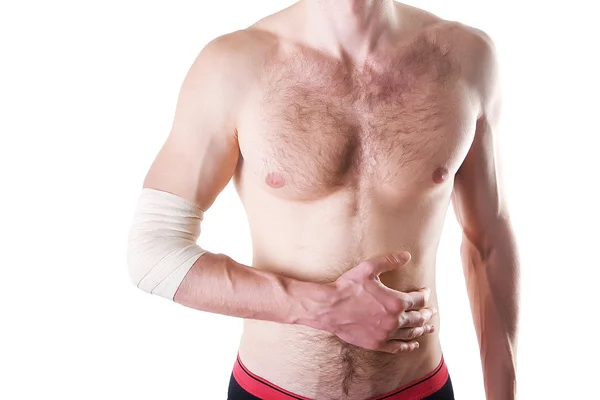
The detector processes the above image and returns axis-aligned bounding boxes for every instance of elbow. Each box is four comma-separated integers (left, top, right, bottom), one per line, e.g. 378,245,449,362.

125,188,208,300
126,232,177,298
460,215,514,262
126,232,160,294
460,228,491,267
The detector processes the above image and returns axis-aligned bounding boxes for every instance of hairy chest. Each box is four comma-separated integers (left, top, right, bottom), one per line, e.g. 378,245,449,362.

238,37,476,200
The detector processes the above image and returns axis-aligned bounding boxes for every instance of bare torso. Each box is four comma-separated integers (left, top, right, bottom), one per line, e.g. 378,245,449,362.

228,3,479,399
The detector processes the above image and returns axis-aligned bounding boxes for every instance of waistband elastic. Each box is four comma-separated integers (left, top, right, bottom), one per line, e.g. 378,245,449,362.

232,352,449,400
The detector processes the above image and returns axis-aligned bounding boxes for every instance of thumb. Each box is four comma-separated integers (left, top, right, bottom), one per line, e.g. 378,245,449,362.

364,251,411,277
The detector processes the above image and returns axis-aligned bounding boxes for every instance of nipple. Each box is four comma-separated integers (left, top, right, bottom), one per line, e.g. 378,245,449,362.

432,166,449,184
266,172,286,188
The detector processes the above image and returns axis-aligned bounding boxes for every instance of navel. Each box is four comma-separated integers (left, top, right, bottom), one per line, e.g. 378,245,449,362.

266,172,286,188
432,166,449,184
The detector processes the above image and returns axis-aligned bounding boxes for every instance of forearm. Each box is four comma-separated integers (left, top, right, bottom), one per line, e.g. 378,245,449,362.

462,218,520,400
173,252,328,326
127,188,330,326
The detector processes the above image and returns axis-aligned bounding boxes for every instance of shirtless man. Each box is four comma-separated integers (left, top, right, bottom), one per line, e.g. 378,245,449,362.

127,1,520,399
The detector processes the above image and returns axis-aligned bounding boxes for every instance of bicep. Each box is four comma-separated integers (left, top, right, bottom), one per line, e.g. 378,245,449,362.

143,37,242,211
452,113,507,245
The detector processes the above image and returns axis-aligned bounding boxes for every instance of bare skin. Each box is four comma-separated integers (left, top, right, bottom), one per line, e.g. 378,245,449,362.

141,1,519,399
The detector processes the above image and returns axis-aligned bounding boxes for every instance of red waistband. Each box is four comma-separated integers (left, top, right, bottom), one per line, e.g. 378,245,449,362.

232,353,448,400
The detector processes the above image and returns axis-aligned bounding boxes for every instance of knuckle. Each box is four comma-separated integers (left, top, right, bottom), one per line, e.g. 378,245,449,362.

398,343,410,352
398,294,411,310
411,312,423,326
401,312,415,327
420,290,428,304
412,327,425,339
397,313,407,328
412,296,423,309
381,317,397,332
419,310,431,325
403,294,415,310
392,297,406,313
384,253,399,264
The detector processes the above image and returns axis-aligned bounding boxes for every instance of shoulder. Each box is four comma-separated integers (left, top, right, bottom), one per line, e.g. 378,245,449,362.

421,17,497,65
190,28,279,83
451,22,498,72
397,4,498,72
177,27,281,119
168,28,281,130
433,21,500,116
455,23,498,77
398,10,500,120
461,25,501,117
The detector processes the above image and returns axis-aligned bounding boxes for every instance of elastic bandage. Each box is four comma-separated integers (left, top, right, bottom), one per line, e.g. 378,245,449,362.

127,188,208,300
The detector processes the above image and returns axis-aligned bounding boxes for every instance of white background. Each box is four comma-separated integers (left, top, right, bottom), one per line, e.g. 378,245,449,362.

1,0,599,399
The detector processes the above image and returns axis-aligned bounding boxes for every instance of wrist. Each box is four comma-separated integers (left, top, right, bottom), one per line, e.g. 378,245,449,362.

281,276,336,329
483,363,517,400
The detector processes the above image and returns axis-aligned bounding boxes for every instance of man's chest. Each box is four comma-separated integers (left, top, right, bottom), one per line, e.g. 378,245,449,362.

237,38,477,200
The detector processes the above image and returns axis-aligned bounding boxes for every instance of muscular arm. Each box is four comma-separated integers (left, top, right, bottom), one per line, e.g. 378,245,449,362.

140,31,319,324
452,30,520,400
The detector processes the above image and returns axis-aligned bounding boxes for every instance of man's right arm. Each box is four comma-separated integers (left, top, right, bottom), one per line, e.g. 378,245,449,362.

131,30,318,325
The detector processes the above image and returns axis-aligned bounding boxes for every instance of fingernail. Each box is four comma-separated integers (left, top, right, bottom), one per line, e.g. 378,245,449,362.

396,252,410,263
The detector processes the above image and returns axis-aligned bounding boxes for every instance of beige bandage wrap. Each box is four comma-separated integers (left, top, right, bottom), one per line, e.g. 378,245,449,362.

127,188,208,300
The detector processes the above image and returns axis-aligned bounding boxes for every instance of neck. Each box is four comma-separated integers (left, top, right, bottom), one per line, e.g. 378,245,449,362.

302,0,399,61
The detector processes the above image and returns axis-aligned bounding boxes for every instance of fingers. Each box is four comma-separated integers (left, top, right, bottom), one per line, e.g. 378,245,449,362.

399,308,437,328
388,324,435,341
380,340,420,354
401,287,431,310
387,308,437,341
362,251,412,278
